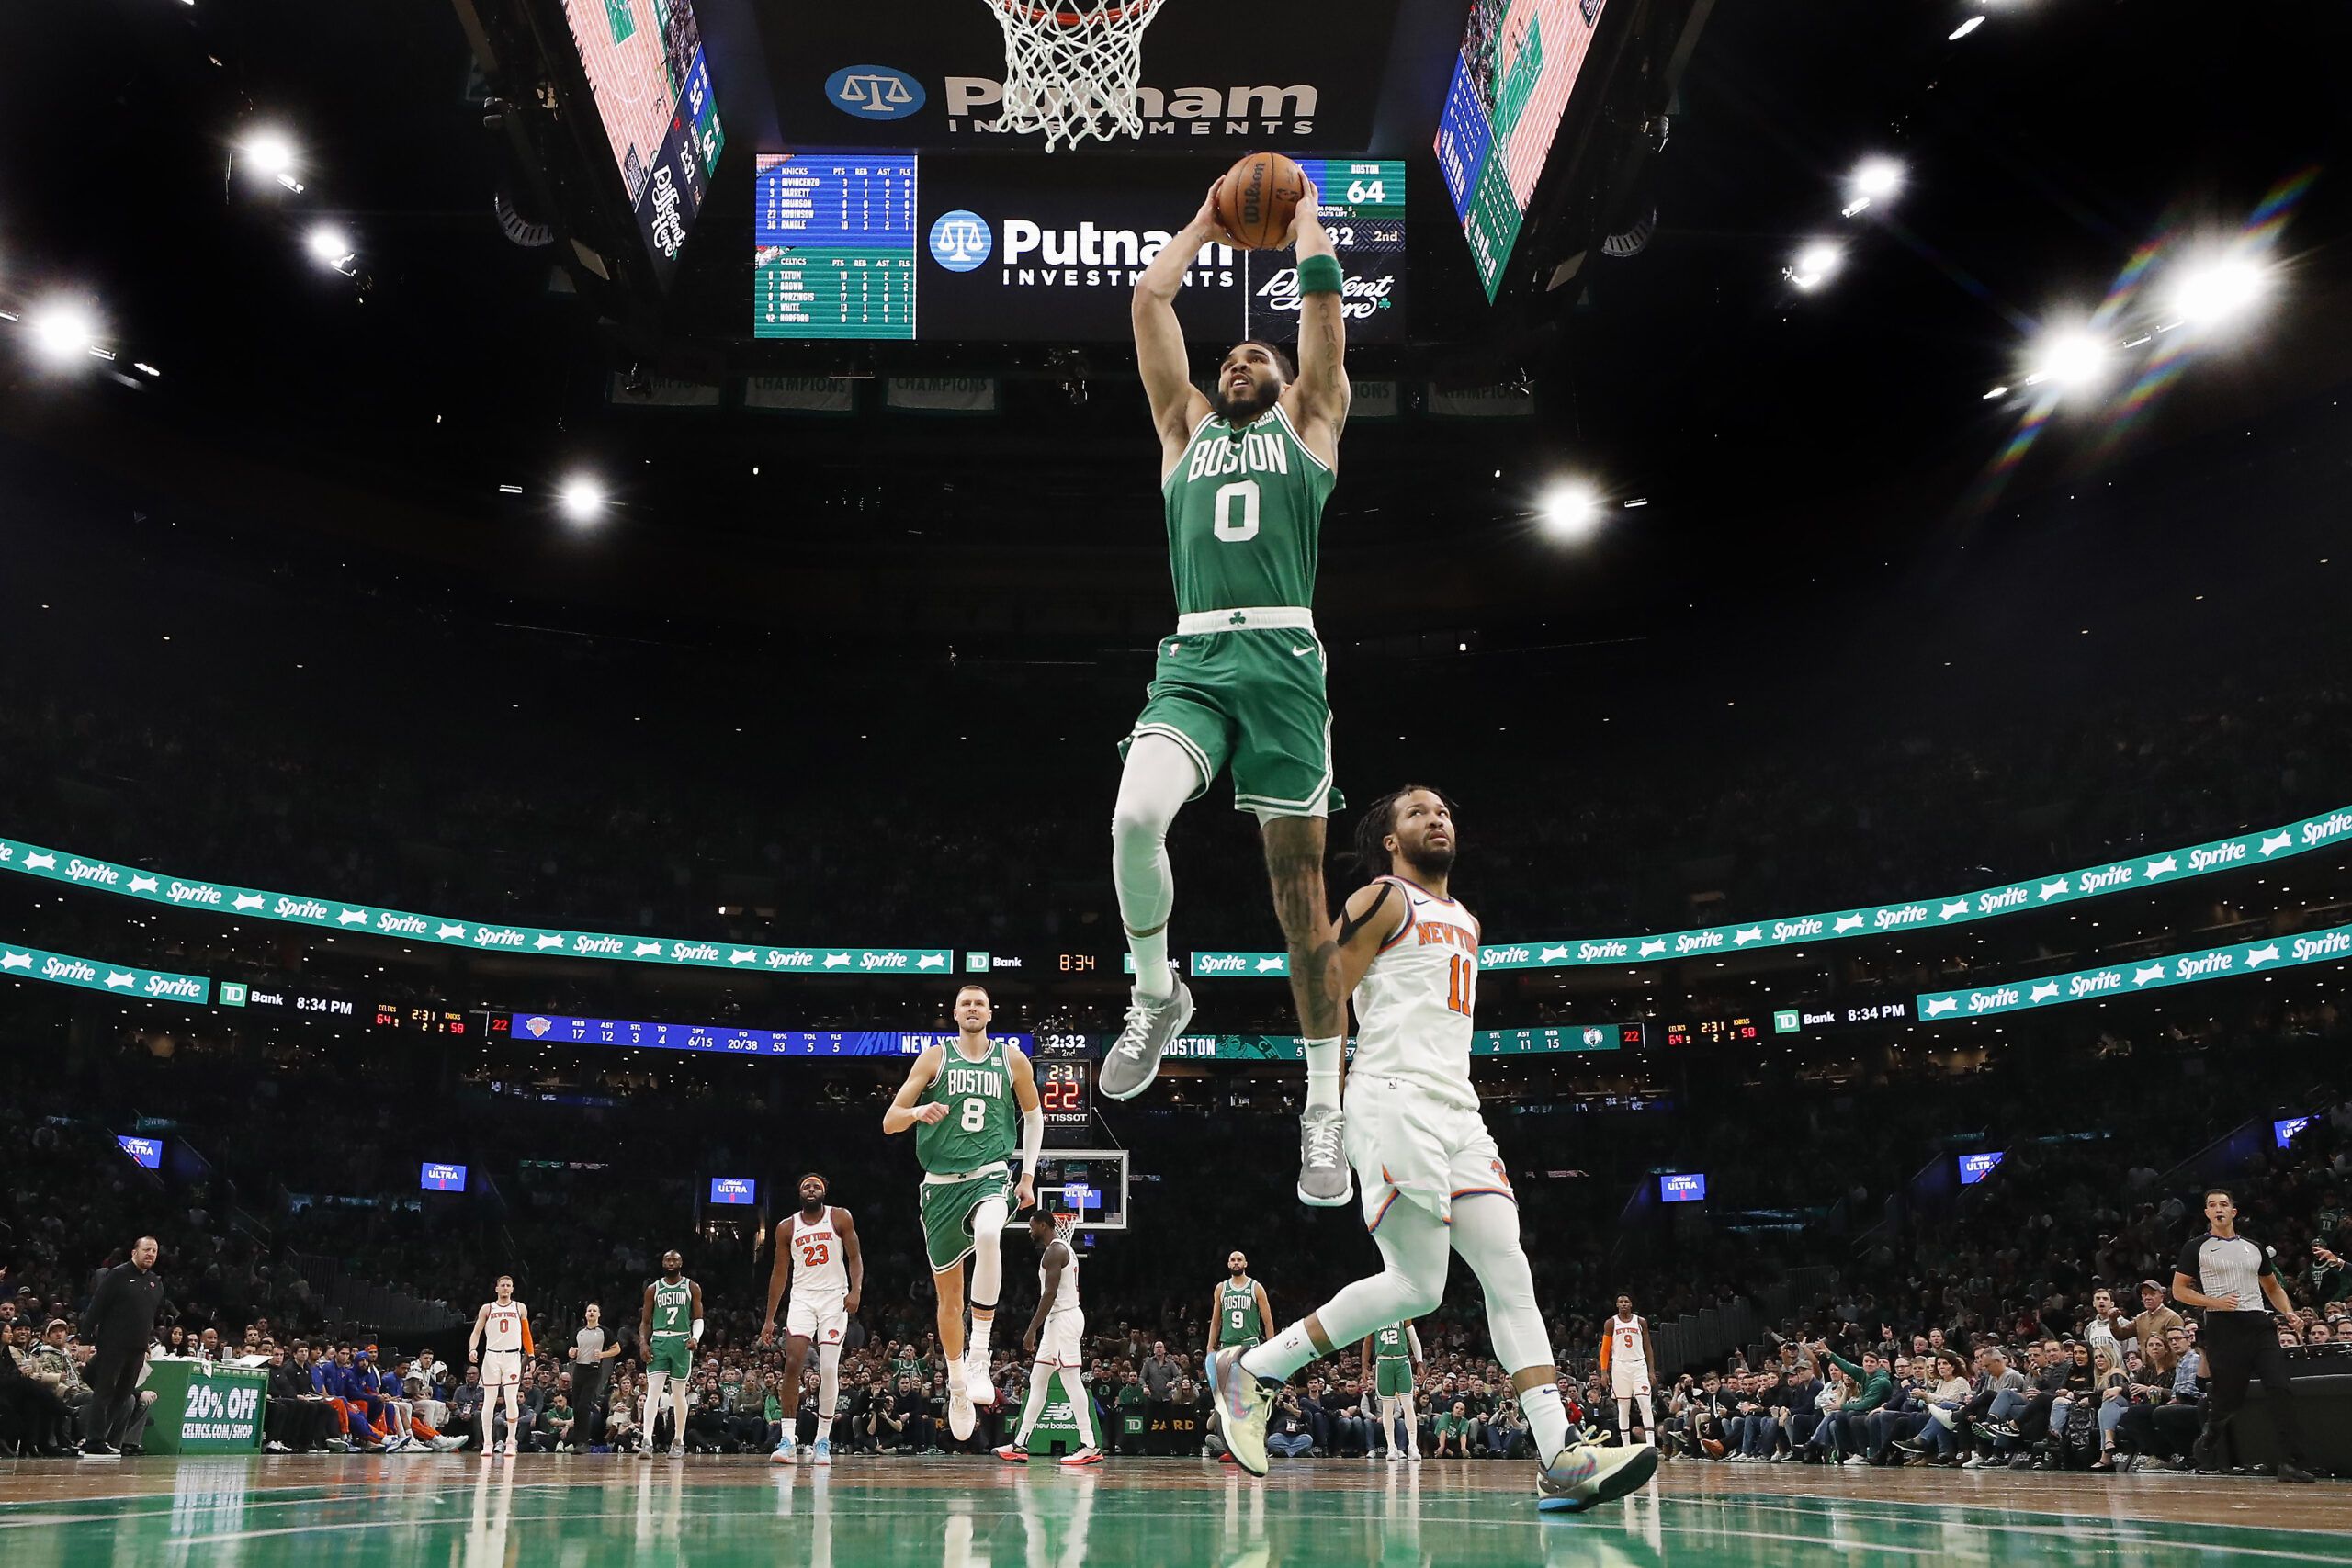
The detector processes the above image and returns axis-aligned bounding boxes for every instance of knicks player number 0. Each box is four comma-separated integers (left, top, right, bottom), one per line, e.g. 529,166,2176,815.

960,1097,988,1132
1213,479,1260,543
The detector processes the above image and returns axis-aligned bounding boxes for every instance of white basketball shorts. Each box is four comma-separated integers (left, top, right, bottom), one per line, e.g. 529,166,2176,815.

482,1348,523,1389
786,1294,848,1348
1343,1074,1516,1231
1037,1308,1085,1371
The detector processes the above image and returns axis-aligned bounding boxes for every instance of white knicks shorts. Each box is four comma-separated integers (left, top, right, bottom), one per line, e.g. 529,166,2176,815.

1037,1309,1085,1371
1611,1363,1652,1400
482,1348,523,1389
786,1295,848,1348
1343,1075,1515,1231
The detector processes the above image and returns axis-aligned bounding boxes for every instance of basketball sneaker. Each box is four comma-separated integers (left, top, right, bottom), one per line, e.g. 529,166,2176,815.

811,1438,832,1468
1296,1105,1352,1207
771,1432,797,1464
994,1442,1030,1463
948,1382,978,1443
1060,1446,1104,1467
1099,980,1193,1100
668,1442,685,1460
1206,1346,1274,1477
966,1354,999,1408
1535,1440,1658,1514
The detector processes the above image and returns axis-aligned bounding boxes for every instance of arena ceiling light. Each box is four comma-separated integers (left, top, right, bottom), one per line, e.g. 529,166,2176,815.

2165,254,2268,330
304,224,356,270
241,129,304,193
1949,14,1987,39
2030,328,2108,389
1843,157,1905,217
559,477,606,523
1786,241,1843,291
26,301,96,366
1538,481,1601,540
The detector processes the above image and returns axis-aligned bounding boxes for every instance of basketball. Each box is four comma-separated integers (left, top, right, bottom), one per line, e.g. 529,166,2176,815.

1215,152,1310,250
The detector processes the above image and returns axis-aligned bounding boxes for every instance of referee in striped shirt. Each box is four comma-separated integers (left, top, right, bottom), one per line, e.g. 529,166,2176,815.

2171,1187,2315,1483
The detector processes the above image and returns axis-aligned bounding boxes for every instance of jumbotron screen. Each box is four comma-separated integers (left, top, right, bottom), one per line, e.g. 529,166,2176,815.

556,0,725,281
753,151,1406,342
1436,0,1611,299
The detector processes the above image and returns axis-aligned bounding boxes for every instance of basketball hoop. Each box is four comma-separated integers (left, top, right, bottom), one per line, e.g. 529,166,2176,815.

1053,1186,1084,1243
984,0,1170,152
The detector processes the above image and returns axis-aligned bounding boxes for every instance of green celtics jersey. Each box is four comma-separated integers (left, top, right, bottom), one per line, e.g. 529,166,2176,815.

1162,405,1336,616
1374,1324,1409,1363
650,1277,693,1340
1219,1279,1263,1344
917,1037,1017,1174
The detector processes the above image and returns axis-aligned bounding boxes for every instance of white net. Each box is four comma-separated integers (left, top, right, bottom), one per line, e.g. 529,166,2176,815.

985,0,1171,152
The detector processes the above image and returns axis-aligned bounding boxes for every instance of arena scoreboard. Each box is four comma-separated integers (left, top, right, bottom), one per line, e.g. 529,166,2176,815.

1437,0,1614,298
1033,1033,1094,1132
557,0,724,281
754,152,1407,343
1661,1016,1761,1047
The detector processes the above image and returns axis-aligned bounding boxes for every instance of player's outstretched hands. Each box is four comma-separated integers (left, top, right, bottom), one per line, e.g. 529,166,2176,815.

911,1102,950,1125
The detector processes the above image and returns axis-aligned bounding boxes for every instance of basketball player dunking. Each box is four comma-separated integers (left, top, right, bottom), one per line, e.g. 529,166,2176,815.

467,1275,532,1455
638,1251,702,1459
1102,172,1357,1210
1601,1294,1658,1449
760,1172,864,1467
885,984,1044,1444
1207,787,1657,1512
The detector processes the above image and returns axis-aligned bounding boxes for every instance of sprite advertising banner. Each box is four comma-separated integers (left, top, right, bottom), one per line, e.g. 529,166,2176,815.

0,939,210,1005
1917,921,2352,1021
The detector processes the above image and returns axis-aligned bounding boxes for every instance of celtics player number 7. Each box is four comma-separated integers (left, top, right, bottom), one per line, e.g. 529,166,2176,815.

1105,168,1357,1211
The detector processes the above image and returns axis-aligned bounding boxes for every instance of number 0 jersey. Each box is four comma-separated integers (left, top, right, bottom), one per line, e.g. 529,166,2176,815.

481,1301,526,1352
788,1209,848,1301
1162,404,1335,616
1351,875,1481,1114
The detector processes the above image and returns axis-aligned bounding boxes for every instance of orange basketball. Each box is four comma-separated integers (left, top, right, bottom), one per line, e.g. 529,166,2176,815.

1215,152,1309,250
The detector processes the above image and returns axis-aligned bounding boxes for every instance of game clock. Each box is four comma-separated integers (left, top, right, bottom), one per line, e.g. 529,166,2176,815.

1038,1060,1092,1129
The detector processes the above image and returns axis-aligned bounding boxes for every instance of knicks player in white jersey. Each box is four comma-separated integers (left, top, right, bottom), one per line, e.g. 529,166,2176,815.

467,1274,533,1454
760,1172,865,1467
1601,1293,1657,1447
1207,786,1657,1513
994,1207,1104,1466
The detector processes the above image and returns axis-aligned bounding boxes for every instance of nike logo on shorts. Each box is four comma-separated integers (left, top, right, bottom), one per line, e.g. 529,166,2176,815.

1290,645,1314,657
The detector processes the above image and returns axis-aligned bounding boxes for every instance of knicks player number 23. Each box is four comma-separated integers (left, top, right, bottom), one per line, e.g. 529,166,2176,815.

799,1239,831,1267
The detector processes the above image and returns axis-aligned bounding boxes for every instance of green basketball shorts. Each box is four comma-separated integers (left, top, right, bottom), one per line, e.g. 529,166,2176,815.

1377,1359,1413,1398
920,1168,1013,1274
648,1335,692,1379
1121,609,1343,818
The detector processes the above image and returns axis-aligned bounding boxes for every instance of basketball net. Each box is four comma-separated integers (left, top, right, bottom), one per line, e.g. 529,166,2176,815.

1053,1187,1083,1244
985,0,1170,152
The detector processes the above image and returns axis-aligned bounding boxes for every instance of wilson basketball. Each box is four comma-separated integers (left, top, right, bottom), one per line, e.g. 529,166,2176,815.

1215,152,1309,250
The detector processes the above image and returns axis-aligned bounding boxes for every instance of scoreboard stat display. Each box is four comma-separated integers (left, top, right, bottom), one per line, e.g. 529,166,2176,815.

753,152,1406,343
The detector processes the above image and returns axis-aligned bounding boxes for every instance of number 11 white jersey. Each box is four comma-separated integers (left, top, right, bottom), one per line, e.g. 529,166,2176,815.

1351,875,1481,1114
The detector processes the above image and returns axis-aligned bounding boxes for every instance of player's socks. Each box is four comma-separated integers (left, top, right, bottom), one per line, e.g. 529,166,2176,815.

815,1416,835,1445
967,1315,994,1364
1302,1037,1343,1112
1238,1322,1317,1385
1519,1383,1574,1462
1128,929,1173,1000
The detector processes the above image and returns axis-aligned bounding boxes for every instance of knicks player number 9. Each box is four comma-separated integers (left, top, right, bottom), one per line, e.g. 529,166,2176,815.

1213,479,1260,542
960,1097,988,1132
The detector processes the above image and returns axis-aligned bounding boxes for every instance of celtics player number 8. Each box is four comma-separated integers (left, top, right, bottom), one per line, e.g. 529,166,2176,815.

960,1097,988,1132
1213,479,1260,542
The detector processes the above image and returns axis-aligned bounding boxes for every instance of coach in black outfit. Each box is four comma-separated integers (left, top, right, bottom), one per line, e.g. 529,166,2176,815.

79,1235,167,1455
2170,1188,2315,1483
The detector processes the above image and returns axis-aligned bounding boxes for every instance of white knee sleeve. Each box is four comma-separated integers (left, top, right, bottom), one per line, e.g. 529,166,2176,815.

818,1344,842,1415
1112,735,1196,931
1445,1193,1551,1373
969,1197,1008,1306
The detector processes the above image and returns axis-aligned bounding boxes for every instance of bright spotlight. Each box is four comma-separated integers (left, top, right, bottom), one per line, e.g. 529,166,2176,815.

560,478,605,521
1788,241,1842,290
305,225,354,266
1539,482,1600,539
1850,157,1905,201
1949,14,1985,39
245,131,294,175
26,302,96,366
2033,330,2108,388
2167,255,2267,328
